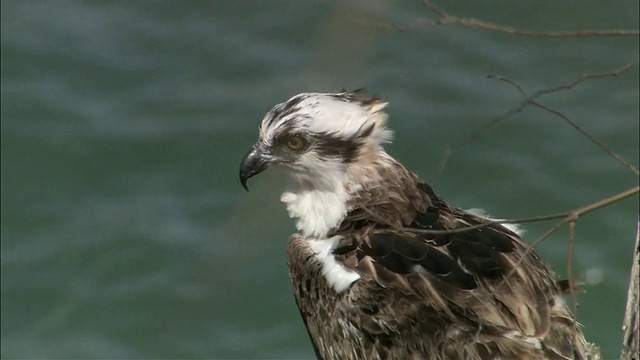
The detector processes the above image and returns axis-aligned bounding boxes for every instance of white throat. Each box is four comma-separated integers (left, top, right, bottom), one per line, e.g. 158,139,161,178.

280,170,363,293
280,172,355,238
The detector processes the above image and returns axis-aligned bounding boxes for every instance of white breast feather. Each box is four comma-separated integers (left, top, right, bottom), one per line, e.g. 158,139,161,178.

308,236,360,293
280,168,354,238
280,188,350,238
280,169,360,293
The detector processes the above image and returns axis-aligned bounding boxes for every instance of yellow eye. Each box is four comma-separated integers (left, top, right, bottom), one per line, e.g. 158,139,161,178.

285,135,306,150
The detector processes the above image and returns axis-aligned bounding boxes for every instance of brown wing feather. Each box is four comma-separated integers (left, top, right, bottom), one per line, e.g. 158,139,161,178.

327,183,592,359
287,179,597,359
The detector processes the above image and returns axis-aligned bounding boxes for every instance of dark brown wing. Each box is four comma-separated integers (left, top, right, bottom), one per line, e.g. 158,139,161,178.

330,183,591,359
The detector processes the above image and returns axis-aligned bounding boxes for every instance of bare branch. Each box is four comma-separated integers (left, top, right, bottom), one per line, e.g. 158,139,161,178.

486,75,527,97
529,101,640,176
621,220,640,359
443,61,640,176
419,0,640,37
487,61,636,127
567,219,578,319
502,187,638,284
409,186,639,235
408,211,569,235
534,62,637,96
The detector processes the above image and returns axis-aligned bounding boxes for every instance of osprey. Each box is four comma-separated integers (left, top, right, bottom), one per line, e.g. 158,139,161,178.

239,91,600,360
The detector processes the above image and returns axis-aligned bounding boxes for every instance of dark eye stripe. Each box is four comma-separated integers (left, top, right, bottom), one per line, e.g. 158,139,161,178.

314,136,362,163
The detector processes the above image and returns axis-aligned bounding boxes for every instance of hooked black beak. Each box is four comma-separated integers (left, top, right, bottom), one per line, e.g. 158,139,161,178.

239,146,269,191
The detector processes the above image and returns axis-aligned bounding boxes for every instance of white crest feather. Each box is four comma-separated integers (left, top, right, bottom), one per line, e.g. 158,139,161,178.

260,92,393,146
294,94,386,138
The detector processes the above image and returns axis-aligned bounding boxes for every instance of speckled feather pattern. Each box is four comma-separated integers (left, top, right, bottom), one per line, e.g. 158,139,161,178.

287,156,599,360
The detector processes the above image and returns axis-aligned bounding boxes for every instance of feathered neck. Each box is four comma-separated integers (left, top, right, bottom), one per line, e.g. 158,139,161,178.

280,152,429,238
280,168,356,238
345,153,431,228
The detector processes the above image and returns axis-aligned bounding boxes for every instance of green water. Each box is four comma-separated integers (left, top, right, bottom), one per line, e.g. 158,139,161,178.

1,1,638,358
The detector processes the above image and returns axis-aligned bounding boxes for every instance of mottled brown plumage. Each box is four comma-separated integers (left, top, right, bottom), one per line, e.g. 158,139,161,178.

240,91,600,360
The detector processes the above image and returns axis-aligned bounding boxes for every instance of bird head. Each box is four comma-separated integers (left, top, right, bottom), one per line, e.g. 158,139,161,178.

239,91,393,191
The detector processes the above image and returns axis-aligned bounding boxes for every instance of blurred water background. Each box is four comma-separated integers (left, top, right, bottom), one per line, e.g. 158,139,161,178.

1,1,638,358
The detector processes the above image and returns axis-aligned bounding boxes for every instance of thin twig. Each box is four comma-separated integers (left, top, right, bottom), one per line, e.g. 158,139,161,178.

567,219,581,349
407,211,569,235
444,61,639,175
535,62,637,95
621,220,640,359
487,61,635,127
530,101,640,176
409,186,639,235
503,186,639,282
419,0,640,37
567,219,578,317
487,75,527,97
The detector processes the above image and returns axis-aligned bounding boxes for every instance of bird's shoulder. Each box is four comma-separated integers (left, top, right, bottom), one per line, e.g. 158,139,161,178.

285,182,590,359
339,188,555,319
333,183,583,356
